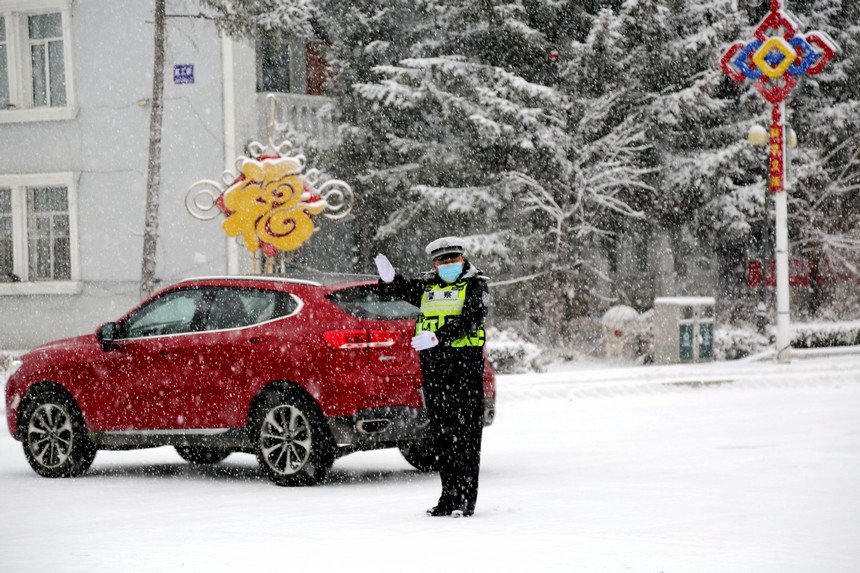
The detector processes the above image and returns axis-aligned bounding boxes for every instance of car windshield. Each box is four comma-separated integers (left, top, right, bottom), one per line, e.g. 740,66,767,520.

329,286,418,320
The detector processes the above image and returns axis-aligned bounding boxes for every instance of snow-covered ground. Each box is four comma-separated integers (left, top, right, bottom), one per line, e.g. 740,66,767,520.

1,350,859,572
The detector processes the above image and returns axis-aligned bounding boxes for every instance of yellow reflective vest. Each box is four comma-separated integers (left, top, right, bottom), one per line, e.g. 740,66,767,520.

416,281,485,347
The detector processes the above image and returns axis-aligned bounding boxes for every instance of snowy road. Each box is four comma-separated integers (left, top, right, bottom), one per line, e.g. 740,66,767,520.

1,351,859,572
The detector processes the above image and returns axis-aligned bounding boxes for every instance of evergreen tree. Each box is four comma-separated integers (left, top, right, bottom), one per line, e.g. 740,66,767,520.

337,1,653,344
199,0,860,339
202,0,316,39
314,0,433,270
788,0,860,315
611,0,759,303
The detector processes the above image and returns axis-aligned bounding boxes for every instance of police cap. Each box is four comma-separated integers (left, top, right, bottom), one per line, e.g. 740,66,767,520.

425,236,466,261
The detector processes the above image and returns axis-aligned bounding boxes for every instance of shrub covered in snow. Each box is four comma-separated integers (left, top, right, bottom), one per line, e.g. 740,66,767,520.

713,321,860,360
714,326,770,361
485,327,545,374
792,321,860,349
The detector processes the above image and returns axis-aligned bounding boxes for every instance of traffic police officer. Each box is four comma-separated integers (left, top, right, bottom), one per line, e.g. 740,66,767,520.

375,237,489,517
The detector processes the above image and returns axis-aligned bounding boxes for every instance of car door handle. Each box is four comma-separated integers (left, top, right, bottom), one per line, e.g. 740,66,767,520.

249,337,267,344
378,355,396,362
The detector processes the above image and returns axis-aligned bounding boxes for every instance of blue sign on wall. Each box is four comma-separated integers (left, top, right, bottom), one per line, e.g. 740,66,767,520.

173,64,194,84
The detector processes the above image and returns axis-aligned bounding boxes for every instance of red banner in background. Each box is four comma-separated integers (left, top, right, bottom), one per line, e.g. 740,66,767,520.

768,121,785,193
748,258,838,287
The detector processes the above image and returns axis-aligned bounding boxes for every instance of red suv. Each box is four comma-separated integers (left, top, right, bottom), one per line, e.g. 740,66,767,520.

5,275,495,485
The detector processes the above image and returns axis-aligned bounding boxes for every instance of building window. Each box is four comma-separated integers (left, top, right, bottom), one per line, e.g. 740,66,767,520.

257,35,290,93
0,16,9,109
0,173,79,294
306,43,329,96
28,12,66,107
27,186,70,280
0,3,75,123
256,34,329,96
0,187,13,279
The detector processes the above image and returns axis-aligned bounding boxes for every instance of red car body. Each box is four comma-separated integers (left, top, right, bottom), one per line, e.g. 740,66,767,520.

5,275,495,484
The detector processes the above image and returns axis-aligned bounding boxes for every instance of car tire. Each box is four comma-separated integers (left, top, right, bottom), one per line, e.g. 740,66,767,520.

174,446,232,465
252,389,335,486
21,389,97,478
399,441,440,472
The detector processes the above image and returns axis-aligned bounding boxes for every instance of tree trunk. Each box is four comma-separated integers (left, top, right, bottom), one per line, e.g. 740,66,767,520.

140,0,166,300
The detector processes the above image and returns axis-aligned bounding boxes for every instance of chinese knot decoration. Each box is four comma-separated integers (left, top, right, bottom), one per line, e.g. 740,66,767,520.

720,0,836,105
719,0,836,193
185,96,353,257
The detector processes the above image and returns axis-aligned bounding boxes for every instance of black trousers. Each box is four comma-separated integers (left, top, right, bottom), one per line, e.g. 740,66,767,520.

421,349,484,511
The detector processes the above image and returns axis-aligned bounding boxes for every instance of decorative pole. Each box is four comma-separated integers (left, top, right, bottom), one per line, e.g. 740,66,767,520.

720,0,836,362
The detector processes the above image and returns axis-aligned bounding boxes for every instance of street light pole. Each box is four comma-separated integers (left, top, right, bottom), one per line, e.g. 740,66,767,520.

772,102,791,361
721,0,837,363
756,196,769,335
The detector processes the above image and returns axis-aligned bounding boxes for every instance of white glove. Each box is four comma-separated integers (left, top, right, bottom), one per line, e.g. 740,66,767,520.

411,331,439,351
374,253,395,283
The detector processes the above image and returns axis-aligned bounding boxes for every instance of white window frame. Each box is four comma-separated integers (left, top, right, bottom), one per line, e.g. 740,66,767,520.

0,0,76,124
0,171,81,295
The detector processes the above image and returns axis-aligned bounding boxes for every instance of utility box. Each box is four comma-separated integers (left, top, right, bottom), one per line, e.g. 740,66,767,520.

653,297,715,365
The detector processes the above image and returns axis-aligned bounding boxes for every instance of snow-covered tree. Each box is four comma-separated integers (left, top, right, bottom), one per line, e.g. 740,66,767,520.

605,0,760,302
201,0,316,40
198,0,860,341
787,0,860,315
330,1,654,343
313,0,437,270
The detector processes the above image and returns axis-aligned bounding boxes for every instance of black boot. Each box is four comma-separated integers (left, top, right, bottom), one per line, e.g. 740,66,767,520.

451,503,475,518
426,504,454,517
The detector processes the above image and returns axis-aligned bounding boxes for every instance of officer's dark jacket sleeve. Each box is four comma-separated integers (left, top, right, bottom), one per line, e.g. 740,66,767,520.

377,275,425,308
434,275,488,347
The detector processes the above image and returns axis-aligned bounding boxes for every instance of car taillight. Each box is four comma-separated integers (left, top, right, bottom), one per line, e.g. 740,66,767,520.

323,329,399,350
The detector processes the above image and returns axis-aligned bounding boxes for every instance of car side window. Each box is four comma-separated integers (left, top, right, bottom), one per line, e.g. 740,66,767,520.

122,289,207,338
205,288,297,331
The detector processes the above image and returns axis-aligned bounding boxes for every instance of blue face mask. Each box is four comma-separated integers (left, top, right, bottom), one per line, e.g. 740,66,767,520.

437,261,463,283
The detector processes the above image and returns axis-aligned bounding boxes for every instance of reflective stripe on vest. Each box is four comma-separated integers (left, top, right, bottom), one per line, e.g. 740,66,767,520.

416,282,485,347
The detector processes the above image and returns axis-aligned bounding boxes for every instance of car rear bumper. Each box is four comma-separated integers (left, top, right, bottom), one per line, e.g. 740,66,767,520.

328,406,430,448
328,397,496,448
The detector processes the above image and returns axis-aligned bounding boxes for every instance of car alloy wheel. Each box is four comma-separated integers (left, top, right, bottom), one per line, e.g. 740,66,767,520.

28,402,74,469
253,390,334,486
21,390,96,478
259,404,313,476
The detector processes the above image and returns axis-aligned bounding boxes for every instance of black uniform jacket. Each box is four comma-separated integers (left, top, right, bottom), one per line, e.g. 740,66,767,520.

378,260,488,383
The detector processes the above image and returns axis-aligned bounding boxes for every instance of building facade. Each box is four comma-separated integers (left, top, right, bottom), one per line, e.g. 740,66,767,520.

0,0,335,349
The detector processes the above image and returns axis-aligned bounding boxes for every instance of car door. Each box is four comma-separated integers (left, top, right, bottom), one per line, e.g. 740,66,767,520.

89,287,209,430
173,286,303,428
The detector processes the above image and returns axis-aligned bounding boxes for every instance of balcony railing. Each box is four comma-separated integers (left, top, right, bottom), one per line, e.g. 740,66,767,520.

257,93,336,146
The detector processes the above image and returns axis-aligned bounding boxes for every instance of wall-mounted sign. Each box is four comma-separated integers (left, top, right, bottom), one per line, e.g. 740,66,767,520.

173,64,194,84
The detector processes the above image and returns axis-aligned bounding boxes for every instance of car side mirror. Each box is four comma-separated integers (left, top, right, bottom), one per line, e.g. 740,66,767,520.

97,322,118,351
